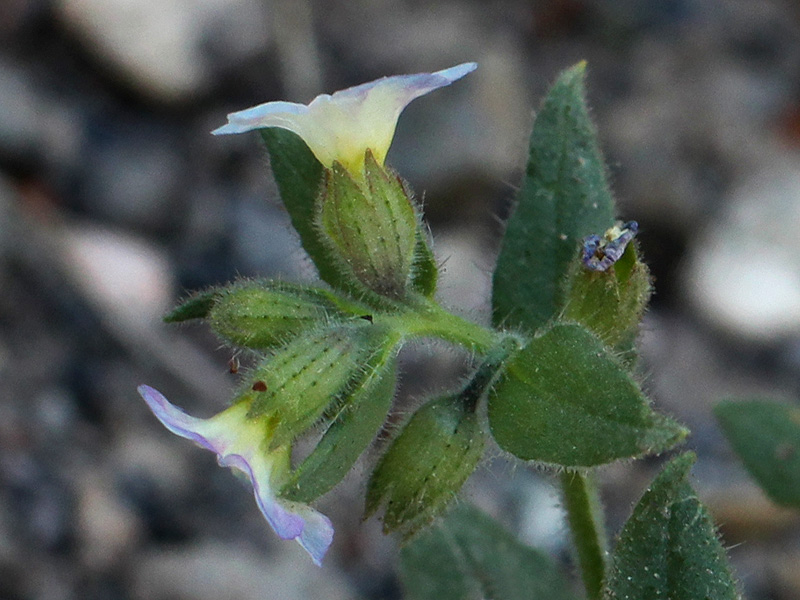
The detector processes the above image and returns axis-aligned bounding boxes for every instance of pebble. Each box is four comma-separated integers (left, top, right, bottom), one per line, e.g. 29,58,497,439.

0,59,44,165
59,221,175,330
132,540,355,600
54,0,271,102
685,159,800,341
80,127,185,230
76,472,142,570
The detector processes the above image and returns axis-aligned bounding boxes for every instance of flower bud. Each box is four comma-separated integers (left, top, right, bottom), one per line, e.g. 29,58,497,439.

240,323,395,448
208,281,360,350
365,394,486,539
318,151,419,299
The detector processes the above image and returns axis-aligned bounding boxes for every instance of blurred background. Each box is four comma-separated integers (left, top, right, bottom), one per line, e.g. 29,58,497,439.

3,0,800,598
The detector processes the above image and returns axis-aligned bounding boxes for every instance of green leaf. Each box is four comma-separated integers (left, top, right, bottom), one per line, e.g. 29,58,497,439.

488,323,686,466
281,358,397,503
715,399,800,508
164,290,219,323
400,503,576,600
260,128,350,291
604,453,741,600
493,62,616,333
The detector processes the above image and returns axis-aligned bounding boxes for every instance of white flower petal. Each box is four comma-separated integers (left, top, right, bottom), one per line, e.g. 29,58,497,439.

212,62,477,176
137,384,334,564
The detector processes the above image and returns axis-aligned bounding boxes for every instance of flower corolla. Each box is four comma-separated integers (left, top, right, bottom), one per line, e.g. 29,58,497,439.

137,384,333,565
212,62,477,177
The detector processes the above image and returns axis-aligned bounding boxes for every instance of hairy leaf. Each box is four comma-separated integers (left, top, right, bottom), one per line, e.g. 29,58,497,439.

493,62,616,333
488,323,685,466
401,503,576,600
604,453,740,600
716,399,800,508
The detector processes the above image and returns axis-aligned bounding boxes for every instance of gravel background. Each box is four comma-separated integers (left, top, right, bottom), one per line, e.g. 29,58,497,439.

3,1,800,599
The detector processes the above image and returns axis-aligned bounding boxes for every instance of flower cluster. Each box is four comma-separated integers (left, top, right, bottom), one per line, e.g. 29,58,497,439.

140,63,476,565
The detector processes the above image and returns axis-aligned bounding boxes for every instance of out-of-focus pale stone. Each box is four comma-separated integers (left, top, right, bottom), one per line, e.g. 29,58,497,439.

60,223,174,330
76,473,142,570
433,228,493,319
686,159,800,341
132,541,354,600
55,0,270,101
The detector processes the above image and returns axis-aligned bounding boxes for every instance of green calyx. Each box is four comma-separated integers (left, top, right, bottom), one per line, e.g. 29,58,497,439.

280,354,399,503
318,151,424,301
164,290,219,323
239,322,400,449
362,342,515,539
563,240,651,360
365,393,486,539
207,280,365,350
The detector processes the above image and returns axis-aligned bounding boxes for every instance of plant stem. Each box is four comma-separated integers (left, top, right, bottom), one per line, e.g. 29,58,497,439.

390,296,506,353
459,337,520,412
560,470,608,600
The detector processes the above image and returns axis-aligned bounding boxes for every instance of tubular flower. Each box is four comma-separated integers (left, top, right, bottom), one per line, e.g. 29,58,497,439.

137,385,334,565
212,62,477,177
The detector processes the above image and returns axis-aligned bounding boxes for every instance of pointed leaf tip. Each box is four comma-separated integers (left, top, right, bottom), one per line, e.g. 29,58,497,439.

604,452,741,600
492,62,615,333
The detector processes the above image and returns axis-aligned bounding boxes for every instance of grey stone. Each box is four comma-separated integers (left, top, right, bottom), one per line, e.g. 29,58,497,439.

132,540,355,600
685,158,800,341
55,0,271,102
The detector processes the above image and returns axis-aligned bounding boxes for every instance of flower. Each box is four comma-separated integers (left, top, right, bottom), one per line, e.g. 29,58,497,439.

212,62,477,177
137,384,334,565
581,221,639,272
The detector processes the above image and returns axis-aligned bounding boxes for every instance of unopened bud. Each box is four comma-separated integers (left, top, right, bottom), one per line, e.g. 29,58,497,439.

365,394,485,538
240,323,394,448
209,281,354,350
318,151,419,299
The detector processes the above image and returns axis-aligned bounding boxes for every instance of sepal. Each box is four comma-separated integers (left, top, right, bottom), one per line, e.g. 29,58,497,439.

164,290,219,323
281,355,398,503
239,323,397,449
410,226,438,297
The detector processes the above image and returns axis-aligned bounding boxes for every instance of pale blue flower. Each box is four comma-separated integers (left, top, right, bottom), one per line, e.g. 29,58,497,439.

138,384,333,564
212,63,476,177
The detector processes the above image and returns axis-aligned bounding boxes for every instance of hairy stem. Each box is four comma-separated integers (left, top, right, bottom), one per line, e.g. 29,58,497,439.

560,470,608,600
389,296,507,353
